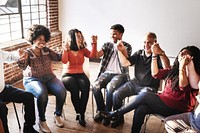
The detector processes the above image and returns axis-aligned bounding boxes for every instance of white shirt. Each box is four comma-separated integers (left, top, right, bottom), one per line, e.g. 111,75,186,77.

105,45,122,74
0,49,19,92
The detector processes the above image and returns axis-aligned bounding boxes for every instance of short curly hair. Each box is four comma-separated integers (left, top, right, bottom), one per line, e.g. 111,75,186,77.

26,24,51,45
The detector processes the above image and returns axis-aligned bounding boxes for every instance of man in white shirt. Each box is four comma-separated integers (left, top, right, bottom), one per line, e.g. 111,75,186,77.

0,49,38,133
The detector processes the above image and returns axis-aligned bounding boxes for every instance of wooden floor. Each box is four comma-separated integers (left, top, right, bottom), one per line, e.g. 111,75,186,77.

6,62,166,133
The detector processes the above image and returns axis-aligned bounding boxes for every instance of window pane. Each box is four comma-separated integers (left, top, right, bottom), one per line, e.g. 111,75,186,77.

21,0,30,5
0,33,11,43
11,31,21,39
0,0,19,15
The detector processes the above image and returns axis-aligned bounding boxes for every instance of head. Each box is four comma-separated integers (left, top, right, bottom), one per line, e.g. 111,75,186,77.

66,28,86,51
143,32,157,54
167,45,200,90
26,24,51,48
110,24,125,43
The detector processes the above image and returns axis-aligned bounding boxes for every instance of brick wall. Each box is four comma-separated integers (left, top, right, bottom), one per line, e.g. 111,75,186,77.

4,0,62,84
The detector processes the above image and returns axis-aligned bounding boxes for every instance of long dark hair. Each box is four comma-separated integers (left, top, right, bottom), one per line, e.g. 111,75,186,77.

68,28,87,51
166,45,200,91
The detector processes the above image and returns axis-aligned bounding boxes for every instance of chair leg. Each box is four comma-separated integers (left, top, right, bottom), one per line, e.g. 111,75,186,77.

91,89,94,118
12,102,21,129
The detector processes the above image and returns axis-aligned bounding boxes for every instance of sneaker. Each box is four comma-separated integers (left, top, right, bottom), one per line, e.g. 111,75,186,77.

38,120,51,133
93,113,103,123
102,118,110,126
110,116,124,128
23,123,38,133
54,114,64,128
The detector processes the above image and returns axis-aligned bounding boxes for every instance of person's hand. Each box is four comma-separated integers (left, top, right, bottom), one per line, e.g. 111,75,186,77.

18,48,28,60
62,42,70,51
151,43,163,55
91,35,98,44
179,53,193,69
117,40,126,52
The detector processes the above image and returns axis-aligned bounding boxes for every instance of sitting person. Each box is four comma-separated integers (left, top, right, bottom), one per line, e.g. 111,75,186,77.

17,24,66,133
92,24,132,126
164,77,200,132
100,45,200,133
0,49,38,133
110,32,170,127
61,29,97,126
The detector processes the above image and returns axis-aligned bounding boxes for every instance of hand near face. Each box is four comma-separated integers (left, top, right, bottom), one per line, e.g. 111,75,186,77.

151,43,163,55
178,52,193,68
91,35,98,44
117,40,125,52
62,42,70,51
18,48,28,60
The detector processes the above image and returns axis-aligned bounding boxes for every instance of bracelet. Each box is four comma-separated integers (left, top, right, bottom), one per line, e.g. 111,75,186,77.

152,55,157,60
179,68,186,72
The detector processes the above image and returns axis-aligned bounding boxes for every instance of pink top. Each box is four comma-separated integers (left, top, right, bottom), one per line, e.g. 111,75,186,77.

154,69,199,112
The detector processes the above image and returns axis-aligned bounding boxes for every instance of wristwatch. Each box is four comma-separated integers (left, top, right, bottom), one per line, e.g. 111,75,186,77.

160,51,165,56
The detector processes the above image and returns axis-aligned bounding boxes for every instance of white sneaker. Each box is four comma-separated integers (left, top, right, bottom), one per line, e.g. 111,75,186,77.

38,120,51,133
54,114,64,127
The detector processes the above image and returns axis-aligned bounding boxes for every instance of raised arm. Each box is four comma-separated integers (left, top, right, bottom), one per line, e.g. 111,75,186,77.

91,35,104,58
187,60,200,89
178,54,190,88
151,43,170,69
117,40,131,67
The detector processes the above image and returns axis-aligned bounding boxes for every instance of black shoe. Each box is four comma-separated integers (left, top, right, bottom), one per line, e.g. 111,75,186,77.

77,114,86,127
100,110,120,120
76,114,80,120
23,123,38,133
110,116,124,128
93,113,103,123
102,118,110,126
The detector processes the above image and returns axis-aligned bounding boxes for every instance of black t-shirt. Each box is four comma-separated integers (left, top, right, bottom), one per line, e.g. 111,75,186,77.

128,49,163,89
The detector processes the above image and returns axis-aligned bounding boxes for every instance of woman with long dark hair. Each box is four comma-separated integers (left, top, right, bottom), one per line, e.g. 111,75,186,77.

100,45,200,133
61,29,97,126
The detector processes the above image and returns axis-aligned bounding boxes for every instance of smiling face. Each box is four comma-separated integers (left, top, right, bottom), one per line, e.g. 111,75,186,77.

143,36,155,54
75,32,84,48
110,29,123,43
33,35,46,49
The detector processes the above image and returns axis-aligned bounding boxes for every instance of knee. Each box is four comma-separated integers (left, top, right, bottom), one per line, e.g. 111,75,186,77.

92,82,101,92
24,92,34,102
106,83,116,94
0,104,8,115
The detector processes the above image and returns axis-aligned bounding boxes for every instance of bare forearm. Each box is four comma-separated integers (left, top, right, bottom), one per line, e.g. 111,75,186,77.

118,51,131,67
160,54,170,69
151,55,159,76
179,67,189,88
188,61,200,89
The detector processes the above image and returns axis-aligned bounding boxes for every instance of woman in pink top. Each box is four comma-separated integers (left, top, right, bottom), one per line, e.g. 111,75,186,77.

61,29,97,126
100,45,200,133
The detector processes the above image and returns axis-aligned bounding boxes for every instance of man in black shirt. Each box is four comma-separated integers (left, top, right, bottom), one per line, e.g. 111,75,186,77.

111,32,170,128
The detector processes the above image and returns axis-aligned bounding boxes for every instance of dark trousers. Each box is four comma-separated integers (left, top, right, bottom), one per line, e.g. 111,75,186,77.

0,85,36,133
62,73,90,115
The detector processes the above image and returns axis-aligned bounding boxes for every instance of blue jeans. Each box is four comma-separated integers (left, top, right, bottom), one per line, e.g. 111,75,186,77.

118,92,182,133
92,73,127,112
23,75,66,121
113,79,157,110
